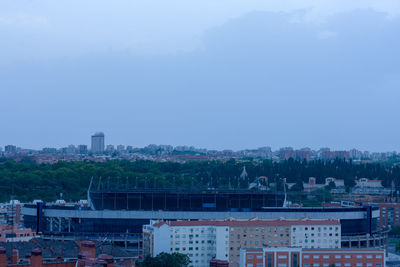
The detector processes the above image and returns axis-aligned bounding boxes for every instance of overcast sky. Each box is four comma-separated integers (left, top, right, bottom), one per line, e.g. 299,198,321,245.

1,0,399,151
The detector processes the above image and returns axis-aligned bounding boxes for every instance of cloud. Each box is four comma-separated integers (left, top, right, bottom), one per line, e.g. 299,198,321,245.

0,0,399,63
317,30,337,39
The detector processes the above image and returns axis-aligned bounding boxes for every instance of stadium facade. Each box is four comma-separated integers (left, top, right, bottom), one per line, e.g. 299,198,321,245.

21,183,386,247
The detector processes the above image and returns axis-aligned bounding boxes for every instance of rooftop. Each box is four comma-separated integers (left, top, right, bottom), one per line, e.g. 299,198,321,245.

153,218,340,228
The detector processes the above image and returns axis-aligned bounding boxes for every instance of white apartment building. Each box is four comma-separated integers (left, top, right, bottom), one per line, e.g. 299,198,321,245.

291,223,341,249
143,221,229,267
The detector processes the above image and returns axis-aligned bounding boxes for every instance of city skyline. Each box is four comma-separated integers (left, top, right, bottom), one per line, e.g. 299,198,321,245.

1,137,399,154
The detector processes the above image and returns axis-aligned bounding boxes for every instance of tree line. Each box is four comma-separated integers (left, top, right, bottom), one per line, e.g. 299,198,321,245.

0,157,399,202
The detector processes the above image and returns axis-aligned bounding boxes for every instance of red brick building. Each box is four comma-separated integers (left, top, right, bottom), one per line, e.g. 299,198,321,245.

374,203,400,230
0,241,119,267
240,247,385,267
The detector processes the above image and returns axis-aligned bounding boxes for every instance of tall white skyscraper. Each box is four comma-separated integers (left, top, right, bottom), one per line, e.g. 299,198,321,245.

91,132,105,154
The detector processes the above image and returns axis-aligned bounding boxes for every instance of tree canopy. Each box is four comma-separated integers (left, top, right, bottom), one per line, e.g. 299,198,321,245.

0,157,399,202
137,253,190,267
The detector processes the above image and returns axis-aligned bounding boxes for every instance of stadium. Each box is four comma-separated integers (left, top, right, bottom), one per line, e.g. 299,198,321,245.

21,181,386,248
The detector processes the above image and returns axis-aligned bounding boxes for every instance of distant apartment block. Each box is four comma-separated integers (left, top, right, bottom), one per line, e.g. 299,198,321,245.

321,151,350,160
364,202,400,230
352,179,391,195
42,147,57,154
0,200,22,226
279,150,312,161
240,247,385,267
91,132,105,153
143,219,340,267
4,145,17,154
78,145,88,154
117,145,125,152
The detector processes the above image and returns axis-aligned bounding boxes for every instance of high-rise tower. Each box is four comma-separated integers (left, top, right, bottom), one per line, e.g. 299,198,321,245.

91,132,105,154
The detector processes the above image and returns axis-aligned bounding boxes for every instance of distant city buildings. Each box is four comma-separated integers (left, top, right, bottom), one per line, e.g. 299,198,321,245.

91,132,105,154
279,149,312,161
321,151,350,160
4,145,16,154
1,134,399,165
78,145,88,154
106,144,115,153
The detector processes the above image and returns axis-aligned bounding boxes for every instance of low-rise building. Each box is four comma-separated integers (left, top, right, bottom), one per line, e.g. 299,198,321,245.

240,247,385,267
352,179,391,195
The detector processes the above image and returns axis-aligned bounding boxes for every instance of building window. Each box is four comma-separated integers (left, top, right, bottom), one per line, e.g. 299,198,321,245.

248,255,254,259
313,255,320,259
278,264,287,267
247,264,253,267
323,255,329,259
344,263,351,267
323,264,329,267
267,253,273,267
278,255,287,259
335,255,341,259
356,255,363,259
293,253,299,267
304,255,310,259
356,263,363,267
376,255,382,259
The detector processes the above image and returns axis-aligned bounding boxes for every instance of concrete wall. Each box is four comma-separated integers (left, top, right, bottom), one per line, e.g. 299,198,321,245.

153,224,171,256
215,226,229,262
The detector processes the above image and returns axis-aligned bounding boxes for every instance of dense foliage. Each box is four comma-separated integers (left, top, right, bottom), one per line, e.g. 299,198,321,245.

0,157,399,202
136,253,190,267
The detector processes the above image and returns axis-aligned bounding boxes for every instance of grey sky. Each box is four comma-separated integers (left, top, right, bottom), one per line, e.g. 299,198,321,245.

1,1,399,151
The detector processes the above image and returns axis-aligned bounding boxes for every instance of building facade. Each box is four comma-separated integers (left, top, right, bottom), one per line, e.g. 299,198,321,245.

91,132,105,154
143,219,340,267
366,202,400,230
240,247,385,267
